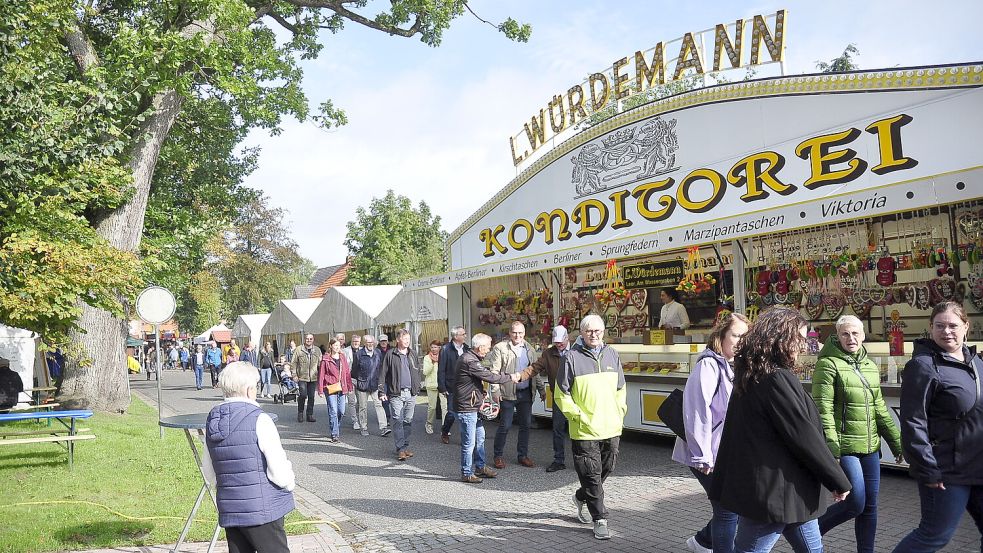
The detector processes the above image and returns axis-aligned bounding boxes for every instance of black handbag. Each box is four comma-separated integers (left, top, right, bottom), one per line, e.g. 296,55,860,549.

658,388,686,441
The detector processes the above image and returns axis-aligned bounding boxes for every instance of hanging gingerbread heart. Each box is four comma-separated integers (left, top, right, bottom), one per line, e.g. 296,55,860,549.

928,278,956,304
913,285,931,311
629,289,648,311
612,293,629,313
565,267,577,284
806,300,825,321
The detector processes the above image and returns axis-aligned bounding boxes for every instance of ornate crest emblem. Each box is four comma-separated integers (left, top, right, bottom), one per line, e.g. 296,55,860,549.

570,116,680,197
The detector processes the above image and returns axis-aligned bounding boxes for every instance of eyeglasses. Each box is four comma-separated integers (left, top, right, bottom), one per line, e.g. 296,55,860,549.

932,323,964,332
583,329,604,335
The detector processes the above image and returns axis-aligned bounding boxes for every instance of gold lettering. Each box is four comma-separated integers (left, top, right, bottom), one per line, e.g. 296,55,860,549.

508,219,534,251
567,85,587,126
509,136,526,167
712,20,744,71
865,114,918,175
609,190,633,229
677,169,726,213
728,151,793,201
589,73,610,112
534,209,572,245
635,44,666,91
547,94,566,133
479,226,508,258
523,110,547,152
571,199,609,237
632,179,676,221
673,32,704,81
750,10,786,65
795,128,867,189
612,57,630,100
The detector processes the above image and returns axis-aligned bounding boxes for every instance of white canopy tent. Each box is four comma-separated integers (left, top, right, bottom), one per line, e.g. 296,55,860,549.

232,314,270,348
375,286,447,326
261,298,322,353
193,322,230,345
305,285,402,337
0,322,46,405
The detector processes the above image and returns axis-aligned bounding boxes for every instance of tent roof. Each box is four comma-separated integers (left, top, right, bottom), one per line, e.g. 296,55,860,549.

376,287,448,325
262,298,322,336
195,322,230,342
232,314,270,337
305,285,402,334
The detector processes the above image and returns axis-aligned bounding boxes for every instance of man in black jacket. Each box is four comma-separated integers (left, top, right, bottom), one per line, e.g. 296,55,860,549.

437,326,469,444
378,329,421,461
454,333,518,483
352,335,389,436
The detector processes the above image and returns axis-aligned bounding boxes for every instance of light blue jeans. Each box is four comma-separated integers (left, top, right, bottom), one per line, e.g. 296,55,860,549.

735,517,823,553
389,389,415,453
457,411,485,477
259,368,272,396
326,392,347,438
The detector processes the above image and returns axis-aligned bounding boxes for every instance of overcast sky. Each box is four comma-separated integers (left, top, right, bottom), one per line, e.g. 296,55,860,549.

241,0,983,269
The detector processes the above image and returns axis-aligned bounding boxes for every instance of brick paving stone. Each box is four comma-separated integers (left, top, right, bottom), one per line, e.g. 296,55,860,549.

120,372,979,553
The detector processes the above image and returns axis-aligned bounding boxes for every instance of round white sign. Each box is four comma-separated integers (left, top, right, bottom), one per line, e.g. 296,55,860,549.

136,286,176,325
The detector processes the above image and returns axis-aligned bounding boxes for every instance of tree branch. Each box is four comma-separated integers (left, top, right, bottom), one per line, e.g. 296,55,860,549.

64,23,100,75
267,11,300,34
278,0,421,38
463,2,497,31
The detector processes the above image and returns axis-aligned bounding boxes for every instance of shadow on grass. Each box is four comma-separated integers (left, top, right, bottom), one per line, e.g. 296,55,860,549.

0,450,66,470
54,520,155,548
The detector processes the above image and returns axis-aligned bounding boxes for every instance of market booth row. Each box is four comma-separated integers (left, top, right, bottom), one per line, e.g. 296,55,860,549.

406,61,983,466
232,314,270,350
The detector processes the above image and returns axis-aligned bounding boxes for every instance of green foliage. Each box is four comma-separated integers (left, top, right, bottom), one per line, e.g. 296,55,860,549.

344,190,448,285
188,268,222,334
817,44,861,73
217,192,315,321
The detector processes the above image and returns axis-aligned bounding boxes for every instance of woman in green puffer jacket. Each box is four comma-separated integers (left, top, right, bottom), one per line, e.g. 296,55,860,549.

811,314,903,553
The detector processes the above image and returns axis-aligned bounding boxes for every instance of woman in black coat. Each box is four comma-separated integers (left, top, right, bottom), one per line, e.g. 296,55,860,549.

710,307,851,553
892,301,983,552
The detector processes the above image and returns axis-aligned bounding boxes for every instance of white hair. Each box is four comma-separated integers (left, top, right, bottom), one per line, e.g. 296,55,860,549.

835,315,863,332
510,320,525,331
451,325,466,336
363,334,375,343
471,333,492,349
218,361,258,398
580,314,605,332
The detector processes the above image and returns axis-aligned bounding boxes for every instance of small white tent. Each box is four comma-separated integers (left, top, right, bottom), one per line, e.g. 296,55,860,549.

232,314,270,348
193,322,231,345
0,323,45,405
305,285,402,336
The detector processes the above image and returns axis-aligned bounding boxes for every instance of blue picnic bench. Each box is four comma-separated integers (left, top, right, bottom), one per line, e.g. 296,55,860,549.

0,409,95,468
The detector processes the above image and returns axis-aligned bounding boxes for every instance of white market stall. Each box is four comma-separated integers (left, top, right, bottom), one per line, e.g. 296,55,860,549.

232,314,270,349
193,322,231,345
261,298,322,355
0,322,47,406
376,286,449,352
305,285,402,342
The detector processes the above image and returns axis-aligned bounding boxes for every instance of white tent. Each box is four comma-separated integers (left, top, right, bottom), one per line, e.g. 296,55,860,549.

232,314,270,348
305,285,402,336
261,298,322,354
376,286,447,325
0,323,45,405
193,322,231,345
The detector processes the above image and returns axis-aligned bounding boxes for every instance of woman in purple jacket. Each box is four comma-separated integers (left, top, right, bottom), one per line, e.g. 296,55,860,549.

673,312,750,553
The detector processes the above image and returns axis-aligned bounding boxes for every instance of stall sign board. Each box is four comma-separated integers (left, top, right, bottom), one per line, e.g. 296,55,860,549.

623,260,685,289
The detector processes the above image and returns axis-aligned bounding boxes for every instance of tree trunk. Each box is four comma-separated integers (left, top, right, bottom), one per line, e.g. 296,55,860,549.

59,91,185,413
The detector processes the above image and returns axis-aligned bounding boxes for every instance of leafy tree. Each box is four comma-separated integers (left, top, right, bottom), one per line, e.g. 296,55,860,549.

218,192,315,321
345,191,448,285
817,44,861,73
188,269,223,334
0,0,528,412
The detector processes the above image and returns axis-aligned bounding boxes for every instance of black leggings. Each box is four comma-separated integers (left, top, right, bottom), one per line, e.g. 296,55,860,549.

297,380,317,416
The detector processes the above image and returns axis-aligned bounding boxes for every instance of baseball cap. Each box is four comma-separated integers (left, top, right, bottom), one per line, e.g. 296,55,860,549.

379,334,389,342
552,326,568,343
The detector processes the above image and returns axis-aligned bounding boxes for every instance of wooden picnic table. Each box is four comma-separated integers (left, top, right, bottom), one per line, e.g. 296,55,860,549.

0,409,95,468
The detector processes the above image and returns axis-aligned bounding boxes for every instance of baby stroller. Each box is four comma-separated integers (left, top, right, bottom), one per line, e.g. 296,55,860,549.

271,365,298,404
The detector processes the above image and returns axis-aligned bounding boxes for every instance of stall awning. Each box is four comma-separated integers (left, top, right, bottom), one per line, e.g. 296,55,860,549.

305,285,402,335
261,298,322,337
376,287,447,325
232,314,270,346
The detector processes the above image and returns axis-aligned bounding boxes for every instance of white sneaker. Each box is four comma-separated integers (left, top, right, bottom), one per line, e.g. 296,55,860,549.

593,519,610,540
353,422,361,430
686,536,711,553
572,493,590,524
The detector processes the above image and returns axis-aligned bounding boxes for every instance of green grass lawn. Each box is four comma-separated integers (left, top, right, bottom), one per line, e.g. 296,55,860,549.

0,396,316,553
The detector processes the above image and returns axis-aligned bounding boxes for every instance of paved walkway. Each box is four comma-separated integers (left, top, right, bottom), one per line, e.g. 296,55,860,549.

126,370,979,552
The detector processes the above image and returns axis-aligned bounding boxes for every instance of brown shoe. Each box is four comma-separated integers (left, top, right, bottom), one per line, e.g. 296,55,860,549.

440,433,450,444
403,450,414,458
397,451,408,461
493,457,506,469
475,467,497,478
518,457,536,468
461,474,482,484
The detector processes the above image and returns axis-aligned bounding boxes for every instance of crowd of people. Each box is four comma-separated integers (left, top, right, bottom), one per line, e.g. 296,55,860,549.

195,301,983,552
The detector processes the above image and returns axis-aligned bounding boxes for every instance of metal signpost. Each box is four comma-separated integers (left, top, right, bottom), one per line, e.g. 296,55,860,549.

136,286,176,438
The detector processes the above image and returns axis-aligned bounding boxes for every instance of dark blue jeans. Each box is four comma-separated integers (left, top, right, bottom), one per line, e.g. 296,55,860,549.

551,405,568,464
441,391,456,435
494,388,532,460
735,517,823,553
692,467,739,553
892,483,983,552
818,451,880,553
